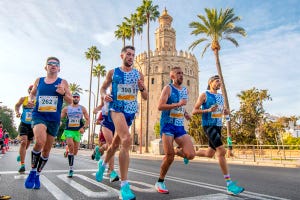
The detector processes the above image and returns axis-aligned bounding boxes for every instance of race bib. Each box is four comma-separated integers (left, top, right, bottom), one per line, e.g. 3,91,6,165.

170,106,184,119
68,117,80,127
211,105,223,118
38,96,58,112
117,84,137,101
25,112,32,122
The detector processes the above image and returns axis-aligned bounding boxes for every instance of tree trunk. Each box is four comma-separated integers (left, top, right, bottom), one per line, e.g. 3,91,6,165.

145,17,150,153
87,59,94,149
213,50,232,138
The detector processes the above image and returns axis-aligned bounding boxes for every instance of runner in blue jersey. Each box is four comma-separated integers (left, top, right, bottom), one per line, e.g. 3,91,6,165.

192,75,244,195
61,92,89,178
25,56,72,190
93,96,119,183
97,45,147,200
155,66,195,194
15,85,35,174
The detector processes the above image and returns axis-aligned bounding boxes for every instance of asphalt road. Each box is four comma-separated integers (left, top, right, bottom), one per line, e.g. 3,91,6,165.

0,146,299,200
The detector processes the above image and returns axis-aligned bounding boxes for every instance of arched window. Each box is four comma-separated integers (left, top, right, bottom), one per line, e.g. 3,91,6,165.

151,78,154,84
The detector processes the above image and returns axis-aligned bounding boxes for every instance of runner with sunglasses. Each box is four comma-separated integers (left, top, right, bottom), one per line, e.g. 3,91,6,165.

24,57,72,189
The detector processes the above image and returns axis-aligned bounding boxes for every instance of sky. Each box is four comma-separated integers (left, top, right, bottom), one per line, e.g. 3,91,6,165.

1,0,300,131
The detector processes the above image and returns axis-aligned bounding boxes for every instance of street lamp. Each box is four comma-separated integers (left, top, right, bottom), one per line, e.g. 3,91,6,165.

84,89,96,148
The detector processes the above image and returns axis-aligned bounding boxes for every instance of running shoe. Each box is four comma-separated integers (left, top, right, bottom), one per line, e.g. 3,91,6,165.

68,170,74,178
120,183,136,200
95,159,105,182
25,171,36,189
109,170,119,182
227,181,244,195
94,146,101,161
91,150,96,160
183,157,189,165
34,175,40,189
17,155,21,162
155,181,169,194
18,165,25,174
0,195,11,200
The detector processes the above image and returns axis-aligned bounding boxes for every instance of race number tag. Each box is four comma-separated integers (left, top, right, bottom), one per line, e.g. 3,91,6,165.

25,112,32,122
170,106,184,119
68,117,80,127
117,84,136,101
38,96,58,112
211,105,223,118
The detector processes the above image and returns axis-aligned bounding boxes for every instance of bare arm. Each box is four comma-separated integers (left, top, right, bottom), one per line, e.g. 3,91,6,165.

80,106,90,134
29,78,39,102
61,107,68,119
158,86,186,111
100,69,114,102
138,71,147,100
192,93,218,115
15,97,25,117
61,79,72,104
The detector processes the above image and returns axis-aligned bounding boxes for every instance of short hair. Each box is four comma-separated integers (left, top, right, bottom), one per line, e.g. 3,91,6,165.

46,57,60,65
170,66,181,72
121,45,135,53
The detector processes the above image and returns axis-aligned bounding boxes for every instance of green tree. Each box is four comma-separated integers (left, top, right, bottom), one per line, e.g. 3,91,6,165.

115,22,131,47
137,0,160,152
188,114,207,145
85,46,101,148
235,88,271,144
124,13,143,46
189,8,246,140
92,64,107,107
69,83,83,94
0,106,18,138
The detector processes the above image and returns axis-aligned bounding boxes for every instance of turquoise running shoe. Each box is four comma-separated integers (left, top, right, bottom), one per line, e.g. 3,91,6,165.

183,157,189,165
17,155,21,162
120,183,136,200
227,181,244,195
34,175,40,189
25,171,36,189
155,181,169,194
68,170,74,178
94,146,101,161
109,170,119,182
95,160,105,182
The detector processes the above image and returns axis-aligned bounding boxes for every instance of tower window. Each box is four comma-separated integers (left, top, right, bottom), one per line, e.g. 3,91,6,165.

187,80,190,86
151,78,155,84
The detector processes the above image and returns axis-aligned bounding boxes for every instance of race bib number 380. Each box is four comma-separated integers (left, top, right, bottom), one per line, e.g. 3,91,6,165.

38,96,58,112
117,84,136,101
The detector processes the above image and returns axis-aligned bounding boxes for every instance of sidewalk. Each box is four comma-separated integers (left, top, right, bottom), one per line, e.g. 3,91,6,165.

49,146,300,168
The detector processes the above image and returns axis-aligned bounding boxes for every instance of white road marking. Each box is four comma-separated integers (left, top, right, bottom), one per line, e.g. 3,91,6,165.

3,168,288,200
41,175,72,200
173,193,244,200
128,168,289,200
58,174,119,198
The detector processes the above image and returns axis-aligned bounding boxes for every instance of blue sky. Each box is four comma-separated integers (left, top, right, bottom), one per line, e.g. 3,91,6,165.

0,0,299,123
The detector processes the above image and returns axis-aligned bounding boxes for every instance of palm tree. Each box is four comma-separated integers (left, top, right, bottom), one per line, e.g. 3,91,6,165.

124,13,143,46
115,22,131,47
92,64,107,107
137,0,160,152
189,8,246,140
85,46,101,149
69,83,83,94
91,64,106,146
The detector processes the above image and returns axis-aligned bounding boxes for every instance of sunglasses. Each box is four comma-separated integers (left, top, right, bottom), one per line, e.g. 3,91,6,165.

47,61,60,66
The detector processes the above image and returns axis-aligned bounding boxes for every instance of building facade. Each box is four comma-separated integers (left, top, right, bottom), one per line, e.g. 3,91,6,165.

132,9,199,146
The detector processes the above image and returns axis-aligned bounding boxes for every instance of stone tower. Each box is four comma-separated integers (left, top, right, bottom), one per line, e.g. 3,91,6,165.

132,8,199,147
